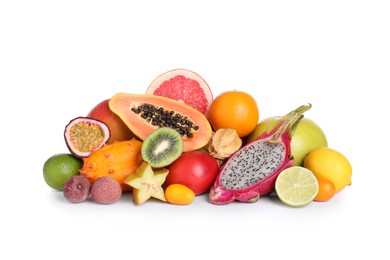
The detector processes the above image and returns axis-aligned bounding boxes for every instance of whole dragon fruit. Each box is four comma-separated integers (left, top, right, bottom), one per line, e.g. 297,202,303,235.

209,104,312,205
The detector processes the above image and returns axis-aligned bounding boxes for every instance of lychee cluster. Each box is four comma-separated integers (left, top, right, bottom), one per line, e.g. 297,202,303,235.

63,175,122,204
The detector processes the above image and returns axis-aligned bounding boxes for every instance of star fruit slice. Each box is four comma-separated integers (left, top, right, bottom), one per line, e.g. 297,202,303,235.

124,161,169,205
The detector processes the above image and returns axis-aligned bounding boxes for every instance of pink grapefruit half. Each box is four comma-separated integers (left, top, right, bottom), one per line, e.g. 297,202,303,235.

146,69,213,117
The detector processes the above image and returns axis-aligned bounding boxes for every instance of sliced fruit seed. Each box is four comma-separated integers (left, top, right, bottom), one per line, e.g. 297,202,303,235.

141,127,184,168
131,103,199,138
70,122,104,152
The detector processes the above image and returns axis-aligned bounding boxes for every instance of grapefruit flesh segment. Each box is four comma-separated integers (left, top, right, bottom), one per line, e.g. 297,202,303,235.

147,69,213,116
155,75,208,114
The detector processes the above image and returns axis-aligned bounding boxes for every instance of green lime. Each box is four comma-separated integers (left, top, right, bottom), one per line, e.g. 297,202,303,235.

247,117,328,166
275,166,319,207
43,153,83,191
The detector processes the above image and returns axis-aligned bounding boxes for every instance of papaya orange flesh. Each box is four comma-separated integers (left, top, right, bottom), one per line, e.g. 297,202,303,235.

109,93,212,152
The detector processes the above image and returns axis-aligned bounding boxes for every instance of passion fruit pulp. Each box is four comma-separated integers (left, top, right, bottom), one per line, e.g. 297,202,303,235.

64,117,110,158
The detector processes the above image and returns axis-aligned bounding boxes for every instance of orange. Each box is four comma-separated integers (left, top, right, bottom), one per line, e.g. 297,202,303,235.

209,91,259,137
314,178,336,202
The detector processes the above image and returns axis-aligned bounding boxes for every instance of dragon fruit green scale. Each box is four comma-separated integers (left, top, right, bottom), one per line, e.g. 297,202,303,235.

209,104,312,205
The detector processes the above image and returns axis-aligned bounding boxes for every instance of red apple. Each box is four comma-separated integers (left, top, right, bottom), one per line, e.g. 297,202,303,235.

87,99,134,143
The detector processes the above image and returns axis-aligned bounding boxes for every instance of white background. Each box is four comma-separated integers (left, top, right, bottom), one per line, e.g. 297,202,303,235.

1,1,389,259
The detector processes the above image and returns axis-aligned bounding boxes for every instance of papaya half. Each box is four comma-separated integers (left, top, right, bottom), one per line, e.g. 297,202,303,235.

109,93,212,152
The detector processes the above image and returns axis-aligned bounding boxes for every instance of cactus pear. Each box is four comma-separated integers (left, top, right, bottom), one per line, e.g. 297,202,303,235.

80,138,143,191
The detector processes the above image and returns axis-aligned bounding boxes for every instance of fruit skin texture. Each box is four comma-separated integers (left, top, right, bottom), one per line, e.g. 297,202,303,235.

43,153,83,191
166,151,219,196
209,91,259,138
314,178,336,202
146,68,213,117
303,147,352,192
63,175,91,203
91,176,122,204
165,184,195,205
247,117,327,166
87,99,134,144
209,104,311,205
64,117,110,158
109,93,212,152
80,138,143,191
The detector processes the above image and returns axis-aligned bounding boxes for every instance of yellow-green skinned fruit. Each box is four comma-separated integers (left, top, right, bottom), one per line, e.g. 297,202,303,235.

247,117,327,166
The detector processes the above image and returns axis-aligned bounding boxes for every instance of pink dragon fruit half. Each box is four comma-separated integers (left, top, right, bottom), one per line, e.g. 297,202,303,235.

209,104,312,205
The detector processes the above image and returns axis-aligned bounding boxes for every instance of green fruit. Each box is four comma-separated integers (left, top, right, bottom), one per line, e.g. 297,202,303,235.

247,117,327,166
141,127,184,168
43,153,83,191
275,166,319,207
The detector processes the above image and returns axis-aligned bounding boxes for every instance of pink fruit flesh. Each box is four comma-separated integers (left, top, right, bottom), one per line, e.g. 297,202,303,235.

209,104,312,205
147,69,213,116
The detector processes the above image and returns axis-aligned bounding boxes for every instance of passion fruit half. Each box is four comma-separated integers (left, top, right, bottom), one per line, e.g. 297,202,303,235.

64,117,110,158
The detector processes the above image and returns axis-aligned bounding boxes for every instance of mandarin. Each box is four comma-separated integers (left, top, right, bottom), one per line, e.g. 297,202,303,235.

209,91,259,137
314,178,336,202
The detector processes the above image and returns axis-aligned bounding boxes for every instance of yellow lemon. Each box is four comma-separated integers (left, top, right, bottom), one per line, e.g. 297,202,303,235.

303,147,352,192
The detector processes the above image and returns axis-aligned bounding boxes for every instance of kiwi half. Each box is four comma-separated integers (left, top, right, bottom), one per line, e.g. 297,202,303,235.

141,127,184,168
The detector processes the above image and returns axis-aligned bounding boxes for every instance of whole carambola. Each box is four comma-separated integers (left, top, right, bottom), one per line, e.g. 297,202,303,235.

209,104,312,205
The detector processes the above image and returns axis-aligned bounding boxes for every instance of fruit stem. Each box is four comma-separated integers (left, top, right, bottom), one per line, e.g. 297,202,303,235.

270,103,312,141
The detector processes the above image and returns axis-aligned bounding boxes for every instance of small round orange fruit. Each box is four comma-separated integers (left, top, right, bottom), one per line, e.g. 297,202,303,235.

209,91,259,137
314,178,336,202
165,184,195,205
304,147,352,192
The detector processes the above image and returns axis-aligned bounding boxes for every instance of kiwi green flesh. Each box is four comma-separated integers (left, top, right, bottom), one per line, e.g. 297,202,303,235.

141,127,184,168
